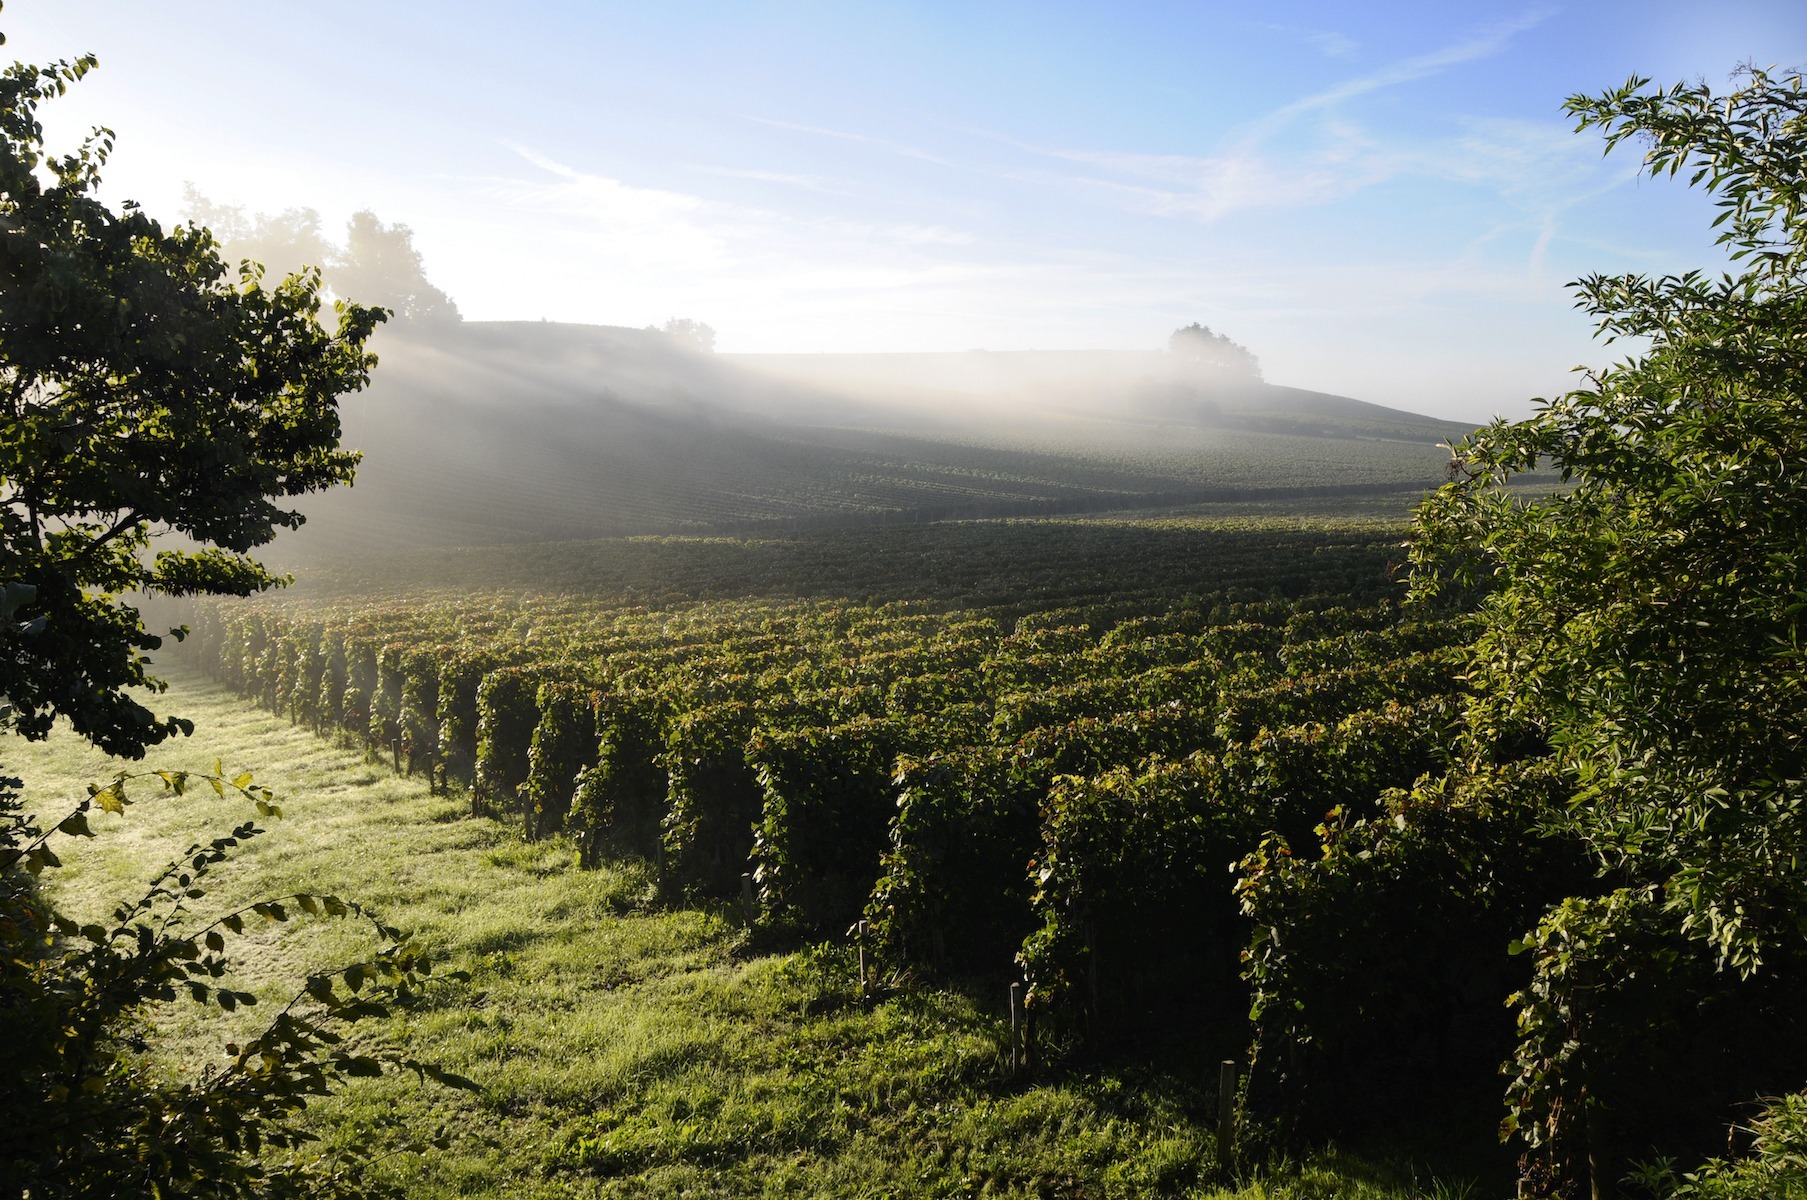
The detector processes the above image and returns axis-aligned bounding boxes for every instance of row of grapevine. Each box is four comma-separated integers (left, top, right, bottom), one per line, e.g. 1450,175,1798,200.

158,504,1807,1188
174,579,1472,1019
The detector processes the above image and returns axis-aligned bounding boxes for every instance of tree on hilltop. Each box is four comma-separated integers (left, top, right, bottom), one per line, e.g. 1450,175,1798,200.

183,188,461,327
658,317,717,352
334,210,461,326
1168,322,1261,379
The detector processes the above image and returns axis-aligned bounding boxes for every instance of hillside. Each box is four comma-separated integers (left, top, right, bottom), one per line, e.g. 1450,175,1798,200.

276,321,1475,562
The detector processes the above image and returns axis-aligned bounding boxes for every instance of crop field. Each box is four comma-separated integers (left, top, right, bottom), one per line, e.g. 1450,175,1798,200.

24,499,1787,1196
10,670,1491,1199
276,514,1415,607
57,514,1538,1189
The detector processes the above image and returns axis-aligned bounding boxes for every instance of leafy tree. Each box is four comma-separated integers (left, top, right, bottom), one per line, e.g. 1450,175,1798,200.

1,30,469,1199
1,55,383,758
181,187,337,286
1167,322,1260,379
1411,66,1807,1185
333,211,460,326
659,316,716,352
183,191,461,328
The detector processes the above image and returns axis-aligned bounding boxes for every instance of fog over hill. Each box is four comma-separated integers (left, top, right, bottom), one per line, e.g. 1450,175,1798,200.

277,321,1476,563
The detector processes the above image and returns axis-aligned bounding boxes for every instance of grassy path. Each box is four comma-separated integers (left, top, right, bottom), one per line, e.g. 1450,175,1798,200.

5,666,1471,1199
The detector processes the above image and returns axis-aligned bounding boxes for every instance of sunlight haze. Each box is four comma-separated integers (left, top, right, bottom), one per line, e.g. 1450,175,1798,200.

9,0,1804,419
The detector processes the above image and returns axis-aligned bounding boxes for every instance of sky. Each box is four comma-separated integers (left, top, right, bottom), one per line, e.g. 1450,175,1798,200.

8,1,1806,420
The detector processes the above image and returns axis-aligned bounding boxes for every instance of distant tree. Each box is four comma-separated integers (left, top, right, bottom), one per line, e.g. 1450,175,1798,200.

660,317,716,352
1167,322,1261,379
183,193,460,327
333,211,460,326
181,186,335,284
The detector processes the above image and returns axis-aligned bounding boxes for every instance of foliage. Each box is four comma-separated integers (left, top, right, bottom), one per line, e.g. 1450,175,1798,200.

1238,764,1590,1140
0,42,384,758
184,189,460,326
472,666,554,820
521,680,598,839
748,716,907,932
1017,751,1261,1028
657,317,715,352
0,767,472,1199
569,690,667,866
1408,66,1807,1188
179,561,1459,1046
1169,322,1261,380
1631,1092,1807,1200
20,679,1505,1200
1413,64,1807,970
0,25,480,1197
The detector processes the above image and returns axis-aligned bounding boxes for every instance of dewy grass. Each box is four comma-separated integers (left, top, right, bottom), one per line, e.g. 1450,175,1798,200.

4,666,1483,1198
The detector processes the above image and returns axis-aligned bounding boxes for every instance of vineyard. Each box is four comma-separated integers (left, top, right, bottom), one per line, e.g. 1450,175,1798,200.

158,510,1807,1192
12,36,1807,1200
166,522,1449,1034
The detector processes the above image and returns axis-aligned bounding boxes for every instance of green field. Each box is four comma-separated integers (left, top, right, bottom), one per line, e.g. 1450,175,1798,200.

16,493,1785,1199
7,669,1495,1199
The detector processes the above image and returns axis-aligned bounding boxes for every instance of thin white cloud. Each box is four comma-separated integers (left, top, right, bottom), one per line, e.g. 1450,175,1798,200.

1258,22,1359,58
691,165,845,193
986,11,1565,225
1258,9,1556,131
743,116,956,167
490,144,727,270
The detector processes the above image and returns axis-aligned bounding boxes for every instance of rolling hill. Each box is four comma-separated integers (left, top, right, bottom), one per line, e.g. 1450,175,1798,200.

276,321,1478,562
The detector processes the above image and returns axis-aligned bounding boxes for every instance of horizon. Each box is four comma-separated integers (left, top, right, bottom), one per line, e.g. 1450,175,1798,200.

8,1,1806,421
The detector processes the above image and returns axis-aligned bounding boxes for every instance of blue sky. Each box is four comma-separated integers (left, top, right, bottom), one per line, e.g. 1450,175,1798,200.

8,1,1806,418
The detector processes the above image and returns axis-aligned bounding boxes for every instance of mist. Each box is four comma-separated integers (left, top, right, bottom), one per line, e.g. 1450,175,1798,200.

265,311,1472,567
184,197,1473,566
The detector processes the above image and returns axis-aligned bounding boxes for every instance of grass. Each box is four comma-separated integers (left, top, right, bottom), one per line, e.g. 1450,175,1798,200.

5,665,1495,1198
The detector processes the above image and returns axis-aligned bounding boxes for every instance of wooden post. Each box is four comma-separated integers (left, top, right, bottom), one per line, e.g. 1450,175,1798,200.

856,920,869,995
1216,1060,1238,1172
1009,982,1023,1076
740,872,756,924
1587,1093,1613,1200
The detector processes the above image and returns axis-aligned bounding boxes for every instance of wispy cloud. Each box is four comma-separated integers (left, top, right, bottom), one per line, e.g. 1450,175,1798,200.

690,165,844,193
999,11,1560,225
1258,22,1359,58
452,143,1006,326
743,116,956,167
1256,9,1555,130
